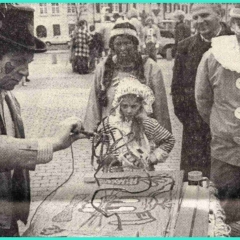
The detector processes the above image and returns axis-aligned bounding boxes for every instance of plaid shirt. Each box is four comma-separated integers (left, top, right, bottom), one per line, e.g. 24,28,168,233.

73,29,91,58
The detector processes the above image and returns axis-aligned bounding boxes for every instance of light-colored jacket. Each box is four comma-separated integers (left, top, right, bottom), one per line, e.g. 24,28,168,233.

84,57,172,133
196,45,240,166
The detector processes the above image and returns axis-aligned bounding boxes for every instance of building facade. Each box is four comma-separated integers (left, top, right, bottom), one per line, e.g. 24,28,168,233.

30,3,232,40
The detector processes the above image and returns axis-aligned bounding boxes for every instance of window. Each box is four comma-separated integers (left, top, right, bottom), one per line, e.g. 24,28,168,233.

39,4,47,14
36,25,47,38
165,4,172,13
108,3,113,13
96,3,100,13
68,24,75,35
52,3,60,14
53,24,61,36
174,4,180,11
119,4,122,13
67,4,76,14
112,4,119,12
182,4,188,14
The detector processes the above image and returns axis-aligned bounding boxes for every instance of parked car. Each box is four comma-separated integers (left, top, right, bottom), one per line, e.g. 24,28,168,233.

157,20,176,58
40,36,71,46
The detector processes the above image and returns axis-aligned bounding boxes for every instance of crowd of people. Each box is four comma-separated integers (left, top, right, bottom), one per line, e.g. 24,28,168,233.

69,8,191,74
1,2,240,237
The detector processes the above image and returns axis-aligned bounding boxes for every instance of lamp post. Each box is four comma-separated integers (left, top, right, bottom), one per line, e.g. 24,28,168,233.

93,3,96,26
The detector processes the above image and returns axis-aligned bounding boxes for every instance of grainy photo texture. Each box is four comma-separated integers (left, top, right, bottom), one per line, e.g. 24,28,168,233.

0,3,238,237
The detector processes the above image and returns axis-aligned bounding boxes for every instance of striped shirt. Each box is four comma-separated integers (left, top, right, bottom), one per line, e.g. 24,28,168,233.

142,117,175,153
100,116,175,154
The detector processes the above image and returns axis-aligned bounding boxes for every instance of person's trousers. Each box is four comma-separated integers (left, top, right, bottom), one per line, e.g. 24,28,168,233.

89,48,97,71
145,42,157,62
73,56,89,74
211,158,240,224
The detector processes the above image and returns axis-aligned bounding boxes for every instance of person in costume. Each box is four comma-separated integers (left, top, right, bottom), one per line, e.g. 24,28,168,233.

0,4,83,236
84,20,171,134
96,77,175,172
142,16,161,62
195,5,240,235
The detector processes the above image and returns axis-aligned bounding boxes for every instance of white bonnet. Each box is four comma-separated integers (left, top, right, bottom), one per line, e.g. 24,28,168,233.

112,76,155,114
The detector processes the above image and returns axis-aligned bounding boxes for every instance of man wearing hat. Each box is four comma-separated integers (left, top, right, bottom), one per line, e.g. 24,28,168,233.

0,4,83,236
171,4,233,181
143,16,161,62
173,10,191,55
84,20,171,135
195,5,240,235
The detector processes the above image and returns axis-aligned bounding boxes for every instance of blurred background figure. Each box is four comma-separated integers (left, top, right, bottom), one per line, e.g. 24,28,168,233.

143,16,161,62
128,8,144,49
89,25,103,72
140,9,148,27
173,10,191,56
98,17,115,57
70,20,91,74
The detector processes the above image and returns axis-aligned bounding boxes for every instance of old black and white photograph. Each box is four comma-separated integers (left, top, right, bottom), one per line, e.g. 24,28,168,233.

0,2,239,237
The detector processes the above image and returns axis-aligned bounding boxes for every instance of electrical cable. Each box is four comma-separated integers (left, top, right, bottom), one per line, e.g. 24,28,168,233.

91,169,153,231
29,136,76,226
29,126,175,236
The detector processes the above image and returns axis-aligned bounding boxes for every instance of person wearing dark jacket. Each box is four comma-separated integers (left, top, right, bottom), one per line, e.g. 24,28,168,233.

173,10,191,56
89,25,103,72
171,4,233,181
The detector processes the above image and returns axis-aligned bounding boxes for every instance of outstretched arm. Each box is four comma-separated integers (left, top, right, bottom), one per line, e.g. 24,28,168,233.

0,116,83,171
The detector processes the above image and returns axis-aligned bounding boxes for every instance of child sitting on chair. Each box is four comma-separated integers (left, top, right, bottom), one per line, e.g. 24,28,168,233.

96,76,175,172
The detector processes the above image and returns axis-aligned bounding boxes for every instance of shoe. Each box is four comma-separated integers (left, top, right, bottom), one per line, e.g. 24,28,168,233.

26,78,30,82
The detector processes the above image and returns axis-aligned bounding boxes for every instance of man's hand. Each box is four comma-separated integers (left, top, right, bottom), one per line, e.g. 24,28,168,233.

52,117,83,152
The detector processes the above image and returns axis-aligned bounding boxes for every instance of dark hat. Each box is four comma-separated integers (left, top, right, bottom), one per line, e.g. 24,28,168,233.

109,20,139,48
0,4,46,53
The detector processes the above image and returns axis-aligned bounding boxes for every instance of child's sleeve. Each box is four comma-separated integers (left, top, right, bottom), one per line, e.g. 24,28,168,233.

143,117,175,153
143,117,175,163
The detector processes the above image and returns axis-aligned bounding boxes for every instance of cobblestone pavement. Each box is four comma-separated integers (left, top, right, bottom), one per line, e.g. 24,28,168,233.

13,52,182,234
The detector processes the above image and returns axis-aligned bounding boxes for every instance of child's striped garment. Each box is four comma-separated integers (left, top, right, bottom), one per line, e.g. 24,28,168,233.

142,117,175,153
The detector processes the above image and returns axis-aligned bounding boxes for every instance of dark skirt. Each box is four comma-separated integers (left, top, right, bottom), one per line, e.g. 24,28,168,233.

72,56,89,74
